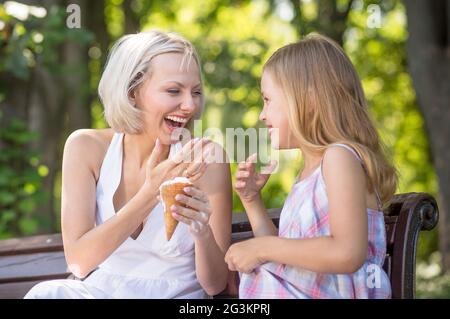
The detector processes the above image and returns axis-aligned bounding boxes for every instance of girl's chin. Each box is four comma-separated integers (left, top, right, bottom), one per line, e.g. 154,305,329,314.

270,140,292,150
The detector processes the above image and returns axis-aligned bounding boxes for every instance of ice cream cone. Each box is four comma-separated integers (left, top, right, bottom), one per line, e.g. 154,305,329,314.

159,177,193,241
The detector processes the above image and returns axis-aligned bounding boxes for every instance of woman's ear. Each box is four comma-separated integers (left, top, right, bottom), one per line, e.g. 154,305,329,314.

128,89,136,104
128,71,145,106
127,90,138,109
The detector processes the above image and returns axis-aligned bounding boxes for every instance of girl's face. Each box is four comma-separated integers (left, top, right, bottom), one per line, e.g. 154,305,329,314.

260,70,299,149
133,52,202,145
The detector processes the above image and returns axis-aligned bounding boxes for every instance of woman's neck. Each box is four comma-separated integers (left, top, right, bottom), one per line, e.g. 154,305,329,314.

123,131,170,169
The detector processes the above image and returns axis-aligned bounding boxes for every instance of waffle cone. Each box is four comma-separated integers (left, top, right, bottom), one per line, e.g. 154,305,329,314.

160,181,192,240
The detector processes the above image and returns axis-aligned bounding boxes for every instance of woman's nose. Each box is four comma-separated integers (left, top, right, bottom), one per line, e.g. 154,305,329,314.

180,95,196,113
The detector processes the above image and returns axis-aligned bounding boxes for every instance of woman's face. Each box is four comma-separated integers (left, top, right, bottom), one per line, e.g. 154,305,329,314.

259,70,299,149
134,52,202,145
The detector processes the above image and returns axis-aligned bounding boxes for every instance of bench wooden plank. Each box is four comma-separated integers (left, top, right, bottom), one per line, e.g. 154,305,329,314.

0,251,69,283
0,192,439,299
0,280,44,299
0,234,63,257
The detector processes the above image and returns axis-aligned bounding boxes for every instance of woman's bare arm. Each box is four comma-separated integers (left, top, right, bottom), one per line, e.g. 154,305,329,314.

193,145,232,295
61,130,158,278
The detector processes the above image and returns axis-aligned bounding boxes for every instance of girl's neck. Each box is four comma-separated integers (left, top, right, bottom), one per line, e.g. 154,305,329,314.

298,150,323,181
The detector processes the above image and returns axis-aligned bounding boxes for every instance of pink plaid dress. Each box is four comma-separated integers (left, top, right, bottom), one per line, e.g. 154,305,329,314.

239,144,391,299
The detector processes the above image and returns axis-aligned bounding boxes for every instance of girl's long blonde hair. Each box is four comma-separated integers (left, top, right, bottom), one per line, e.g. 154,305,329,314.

264,33,397,206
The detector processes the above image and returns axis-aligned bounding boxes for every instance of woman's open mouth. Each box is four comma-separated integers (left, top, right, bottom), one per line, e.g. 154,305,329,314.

164,115,189,131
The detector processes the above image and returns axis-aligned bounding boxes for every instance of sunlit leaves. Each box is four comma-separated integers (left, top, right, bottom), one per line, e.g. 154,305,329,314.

0,113,49,238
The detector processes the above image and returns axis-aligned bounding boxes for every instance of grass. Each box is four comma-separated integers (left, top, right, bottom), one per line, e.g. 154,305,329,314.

416,252,450,299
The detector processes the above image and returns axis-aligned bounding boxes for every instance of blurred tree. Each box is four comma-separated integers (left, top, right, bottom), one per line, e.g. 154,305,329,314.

280,0,355,45
0,0,93,232
0,0,442,272
0,114,49,238
404,0,450,272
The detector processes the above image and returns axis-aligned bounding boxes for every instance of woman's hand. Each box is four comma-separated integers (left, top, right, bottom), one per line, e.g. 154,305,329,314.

144,138,211,195
234,153,277,203
224,238,266,274
170,186,212,240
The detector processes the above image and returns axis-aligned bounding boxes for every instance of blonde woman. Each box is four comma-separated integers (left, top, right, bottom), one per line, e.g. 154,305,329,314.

25,31,232,299
225,34,397,298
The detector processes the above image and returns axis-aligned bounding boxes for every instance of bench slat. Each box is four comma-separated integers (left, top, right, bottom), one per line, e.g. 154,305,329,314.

0,234,63,257
0,251,69,283
0,192,439,299
0,280,44,299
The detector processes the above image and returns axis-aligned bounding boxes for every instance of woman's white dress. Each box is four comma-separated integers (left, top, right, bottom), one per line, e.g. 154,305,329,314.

24,133,206,299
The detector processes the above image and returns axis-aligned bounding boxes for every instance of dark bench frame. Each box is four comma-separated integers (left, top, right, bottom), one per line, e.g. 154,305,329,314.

0,192,438,299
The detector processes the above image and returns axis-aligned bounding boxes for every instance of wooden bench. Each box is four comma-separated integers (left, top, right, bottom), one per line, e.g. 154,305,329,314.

0,192,438,299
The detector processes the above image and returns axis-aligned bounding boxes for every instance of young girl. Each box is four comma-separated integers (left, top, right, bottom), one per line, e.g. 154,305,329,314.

225,34,397,299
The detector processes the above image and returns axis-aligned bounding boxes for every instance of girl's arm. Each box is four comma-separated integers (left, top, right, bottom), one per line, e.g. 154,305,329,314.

235,154,278,237
226,147,369,274
241,194,278,237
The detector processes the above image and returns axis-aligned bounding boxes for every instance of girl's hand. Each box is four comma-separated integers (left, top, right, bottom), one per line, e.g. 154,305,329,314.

145,138,212,195
224,238,265,274
234,153,277,203
170,186,212,240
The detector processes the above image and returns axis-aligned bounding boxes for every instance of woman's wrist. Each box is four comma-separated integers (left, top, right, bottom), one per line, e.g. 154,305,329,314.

135,182,160,213
141,181,159,199
193,224,214,243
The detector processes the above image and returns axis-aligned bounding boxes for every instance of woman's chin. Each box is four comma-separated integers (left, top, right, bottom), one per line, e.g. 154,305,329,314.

158,129,183,145
157,134,175,146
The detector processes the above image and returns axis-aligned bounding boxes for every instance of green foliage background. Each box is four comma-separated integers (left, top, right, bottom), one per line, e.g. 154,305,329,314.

0,0,444,297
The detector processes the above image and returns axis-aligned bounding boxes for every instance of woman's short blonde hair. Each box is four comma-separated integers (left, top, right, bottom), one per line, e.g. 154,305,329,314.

98,30,202,134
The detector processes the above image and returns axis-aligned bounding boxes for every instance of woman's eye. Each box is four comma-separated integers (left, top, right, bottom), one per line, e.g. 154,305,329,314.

168,89,179,94
193,91,202,96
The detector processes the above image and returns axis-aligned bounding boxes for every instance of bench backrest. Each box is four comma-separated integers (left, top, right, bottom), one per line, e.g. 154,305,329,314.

0,192,438,299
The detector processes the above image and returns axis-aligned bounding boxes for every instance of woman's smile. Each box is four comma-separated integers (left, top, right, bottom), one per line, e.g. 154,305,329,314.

163,114,190,132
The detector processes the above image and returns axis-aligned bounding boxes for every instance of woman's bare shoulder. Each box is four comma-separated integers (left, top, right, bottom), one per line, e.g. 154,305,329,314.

65,128,114,150
63,128,116,180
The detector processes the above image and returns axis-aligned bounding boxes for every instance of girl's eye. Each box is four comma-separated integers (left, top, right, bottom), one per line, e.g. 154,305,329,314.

168,89,179,94
193,91,202,96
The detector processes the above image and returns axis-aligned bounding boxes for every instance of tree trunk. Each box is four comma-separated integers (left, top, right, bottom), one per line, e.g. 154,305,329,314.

64,0,91,133
28,0,92,232
123,0,140,34
287,0,354,45
404,0,450,272
28,60,65,233
86,0,109,67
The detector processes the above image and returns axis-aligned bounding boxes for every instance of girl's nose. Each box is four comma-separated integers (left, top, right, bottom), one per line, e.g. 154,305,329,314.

259,108,266,122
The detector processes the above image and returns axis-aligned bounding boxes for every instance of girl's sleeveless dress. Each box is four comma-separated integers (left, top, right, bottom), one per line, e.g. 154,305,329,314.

239,144,391,299
25,133,206,299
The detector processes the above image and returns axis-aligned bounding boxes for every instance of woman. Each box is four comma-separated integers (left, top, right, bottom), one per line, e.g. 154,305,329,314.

25,30,232,299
